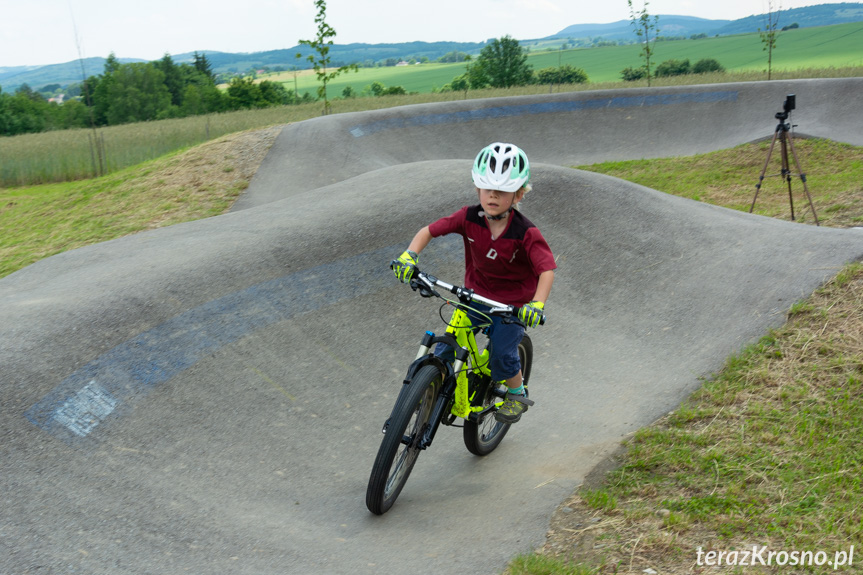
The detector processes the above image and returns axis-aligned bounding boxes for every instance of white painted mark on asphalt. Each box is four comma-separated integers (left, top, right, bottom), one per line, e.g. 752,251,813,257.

50,381,118,437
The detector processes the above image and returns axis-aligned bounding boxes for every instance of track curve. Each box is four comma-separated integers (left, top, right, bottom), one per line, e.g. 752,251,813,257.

2,79,862,575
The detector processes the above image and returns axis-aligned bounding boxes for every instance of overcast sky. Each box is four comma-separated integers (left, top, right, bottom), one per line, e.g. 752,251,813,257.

0,0,838,68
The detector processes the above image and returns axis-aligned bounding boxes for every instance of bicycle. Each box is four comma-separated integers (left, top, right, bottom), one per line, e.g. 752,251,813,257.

365,267,545,515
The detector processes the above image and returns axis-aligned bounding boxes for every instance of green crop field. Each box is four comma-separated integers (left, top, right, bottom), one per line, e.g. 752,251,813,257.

268,21,863,93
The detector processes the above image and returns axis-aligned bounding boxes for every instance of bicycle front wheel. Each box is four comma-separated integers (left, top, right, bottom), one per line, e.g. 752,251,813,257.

366,364,441,515
463,333,533,456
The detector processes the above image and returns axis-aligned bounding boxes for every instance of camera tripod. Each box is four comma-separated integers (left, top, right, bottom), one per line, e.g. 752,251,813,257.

749,99,820,226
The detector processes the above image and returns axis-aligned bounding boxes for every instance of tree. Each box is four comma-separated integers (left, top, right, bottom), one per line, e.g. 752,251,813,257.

105,63,171,124
258,80,291,105
473,36,533,88
298,0,358,115
193,51,215,82
760,0,781,80
227,77,266,109
438,51,470,63
157,54,184,108
449,74,471,98
628,0,660,86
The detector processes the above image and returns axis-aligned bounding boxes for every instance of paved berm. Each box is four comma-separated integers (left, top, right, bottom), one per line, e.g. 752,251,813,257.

2,79,863,575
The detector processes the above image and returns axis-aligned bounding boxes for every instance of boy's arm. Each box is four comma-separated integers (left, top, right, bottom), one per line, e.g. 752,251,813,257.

519,269,554,328
532,269,554,304
407,226,433,255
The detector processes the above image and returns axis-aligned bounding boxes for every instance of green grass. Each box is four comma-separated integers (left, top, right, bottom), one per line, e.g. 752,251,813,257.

505,554,598,575
576,138,863,227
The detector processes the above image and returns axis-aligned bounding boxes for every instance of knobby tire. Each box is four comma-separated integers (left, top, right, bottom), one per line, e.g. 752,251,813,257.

366,364,441,515
463,334,533,456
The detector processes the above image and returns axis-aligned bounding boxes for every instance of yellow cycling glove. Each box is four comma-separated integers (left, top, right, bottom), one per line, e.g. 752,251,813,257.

393,250,418,283
518,301,544,328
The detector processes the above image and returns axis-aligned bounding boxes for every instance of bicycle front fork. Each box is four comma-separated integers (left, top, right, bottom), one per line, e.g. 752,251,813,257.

420,331,470,450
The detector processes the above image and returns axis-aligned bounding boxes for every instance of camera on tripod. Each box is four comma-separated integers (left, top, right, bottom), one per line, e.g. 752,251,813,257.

776,93,795,121
751,93,819,225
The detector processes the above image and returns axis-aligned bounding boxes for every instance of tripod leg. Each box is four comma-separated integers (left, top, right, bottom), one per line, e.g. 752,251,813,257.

780,133,795,221
750,130,780,214
786,134,820,226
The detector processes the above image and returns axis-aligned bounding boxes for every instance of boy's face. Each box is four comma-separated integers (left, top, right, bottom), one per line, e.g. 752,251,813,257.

477,188,524,218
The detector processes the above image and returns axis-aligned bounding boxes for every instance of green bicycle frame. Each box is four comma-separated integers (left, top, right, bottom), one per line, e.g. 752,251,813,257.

444,306,491,420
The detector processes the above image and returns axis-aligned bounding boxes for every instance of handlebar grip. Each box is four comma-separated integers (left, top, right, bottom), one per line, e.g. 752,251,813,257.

390,260,419,282
513,306,546,326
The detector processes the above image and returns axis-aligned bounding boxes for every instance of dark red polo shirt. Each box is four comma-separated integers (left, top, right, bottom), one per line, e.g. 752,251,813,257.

429,205,556,306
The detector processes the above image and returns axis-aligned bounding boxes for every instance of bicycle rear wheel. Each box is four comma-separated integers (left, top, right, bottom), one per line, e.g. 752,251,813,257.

463,334,533,456
366,364,441,515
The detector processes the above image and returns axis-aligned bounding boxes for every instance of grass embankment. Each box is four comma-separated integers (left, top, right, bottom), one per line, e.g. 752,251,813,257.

505,142,863,574
0,126,281,278
581,138,863,228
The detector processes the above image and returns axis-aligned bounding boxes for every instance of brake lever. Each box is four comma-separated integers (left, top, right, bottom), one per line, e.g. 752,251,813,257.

410,274,440,299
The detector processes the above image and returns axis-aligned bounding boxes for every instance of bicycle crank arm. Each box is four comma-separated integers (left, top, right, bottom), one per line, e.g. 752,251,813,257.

467,404,498,423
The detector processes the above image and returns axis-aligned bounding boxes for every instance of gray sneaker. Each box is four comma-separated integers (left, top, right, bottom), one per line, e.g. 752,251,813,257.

494,393,535,424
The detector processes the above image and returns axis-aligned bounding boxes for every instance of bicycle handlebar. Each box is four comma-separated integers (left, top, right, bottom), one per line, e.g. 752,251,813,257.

391,262,546,326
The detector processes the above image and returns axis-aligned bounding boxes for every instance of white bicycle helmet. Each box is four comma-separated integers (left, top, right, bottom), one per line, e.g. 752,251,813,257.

471,142,531,192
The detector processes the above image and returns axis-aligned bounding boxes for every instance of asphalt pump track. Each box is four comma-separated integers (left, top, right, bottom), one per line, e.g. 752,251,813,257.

2,79,863,574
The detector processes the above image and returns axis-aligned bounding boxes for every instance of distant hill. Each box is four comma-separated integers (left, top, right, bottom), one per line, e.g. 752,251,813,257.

551,15,731,42
712,2,863,34
2,3,861,92
549,3,863,40
183,41,487,73
0,57,144,93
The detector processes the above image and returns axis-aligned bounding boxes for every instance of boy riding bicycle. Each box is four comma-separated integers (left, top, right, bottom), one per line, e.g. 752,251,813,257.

392,142,556,423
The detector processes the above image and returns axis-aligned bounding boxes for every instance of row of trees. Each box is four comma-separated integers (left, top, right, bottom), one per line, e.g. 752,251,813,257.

0,52,311,137
438,36,589,95
621,57,725,81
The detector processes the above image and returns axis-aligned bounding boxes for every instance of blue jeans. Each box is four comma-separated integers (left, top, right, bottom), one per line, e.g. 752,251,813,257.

434,303,524,382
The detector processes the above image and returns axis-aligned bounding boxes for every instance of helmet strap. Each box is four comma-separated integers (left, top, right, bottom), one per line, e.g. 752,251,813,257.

483,207,512,221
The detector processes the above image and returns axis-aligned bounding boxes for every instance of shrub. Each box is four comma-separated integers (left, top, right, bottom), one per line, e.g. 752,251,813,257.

692,58,726,74
535,64,589,85
621,66,648,81
655,59,691,77
381,85,407,96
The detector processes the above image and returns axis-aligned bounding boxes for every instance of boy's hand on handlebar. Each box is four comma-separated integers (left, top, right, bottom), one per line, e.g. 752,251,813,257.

518,301,545,328
392,250,418,283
